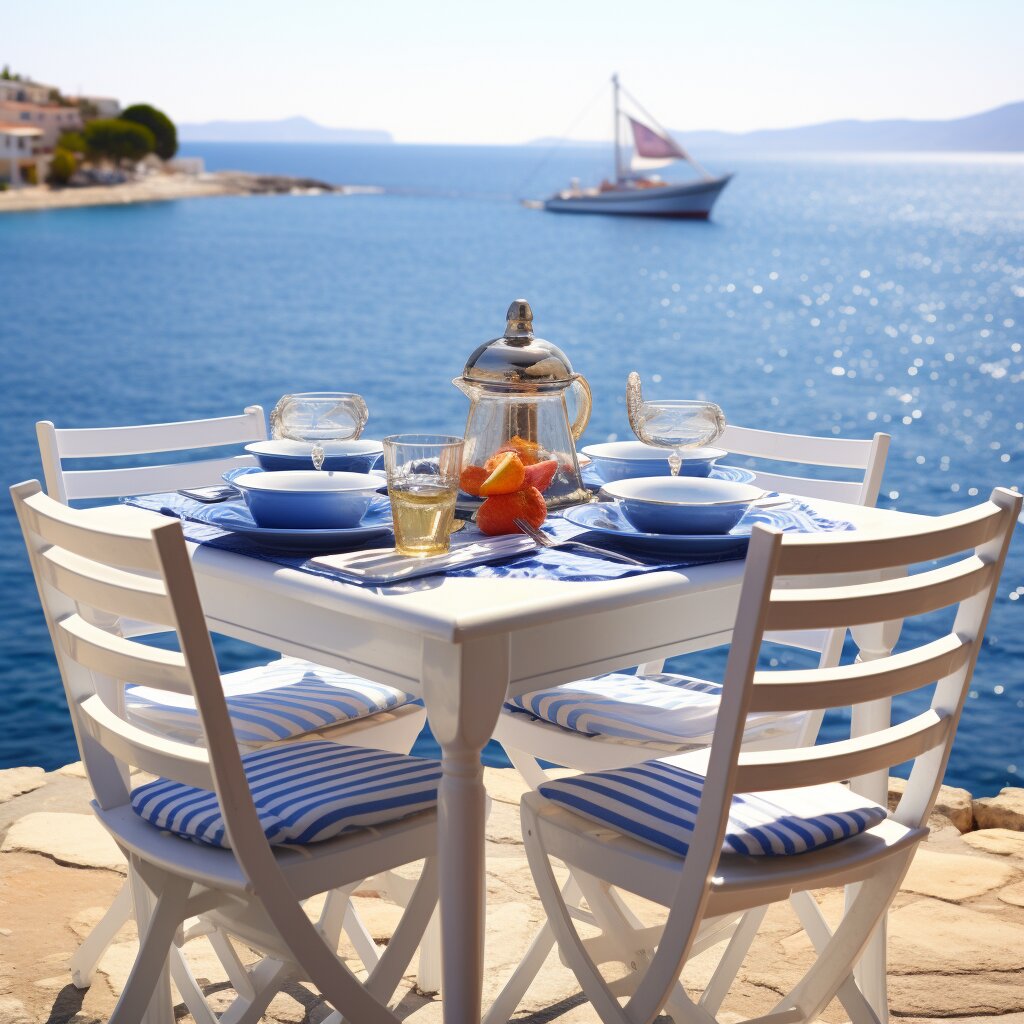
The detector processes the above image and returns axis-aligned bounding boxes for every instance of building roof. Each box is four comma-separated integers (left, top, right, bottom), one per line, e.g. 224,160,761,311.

0,122,44,136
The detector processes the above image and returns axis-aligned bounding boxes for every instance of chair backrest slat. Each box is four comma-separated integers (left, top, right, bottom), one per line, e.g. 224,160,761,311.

78,694,214,789
766,555,994,631
60,454,259,501
748,633,973,713
58,615,193,695
39,409,266,459
40,547,175,626
734,709,951,792
719,424,881,469
37,406,266,503
775,500,1005,577
20,487,163,571
741,471,863,504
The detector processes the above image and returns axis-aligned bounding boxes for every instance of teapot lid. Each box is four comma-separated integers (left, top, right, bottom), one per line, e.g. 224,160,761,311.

461,300,575,389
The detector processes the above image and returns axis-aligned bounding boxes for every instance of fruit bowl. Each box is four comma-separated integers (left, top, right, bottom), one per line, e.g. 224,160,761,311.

598,477,762,535
232,470,384,529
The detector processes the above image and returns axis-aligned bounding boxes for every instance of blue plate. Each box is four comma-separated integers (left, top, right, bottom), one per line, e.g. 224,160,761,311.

581,464,756,490
188,498,393,551
561,502,752,558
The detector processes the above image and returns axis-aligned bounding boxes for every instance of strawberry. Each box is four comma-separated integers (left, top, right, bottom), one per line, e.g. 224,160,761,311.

523,459,558,493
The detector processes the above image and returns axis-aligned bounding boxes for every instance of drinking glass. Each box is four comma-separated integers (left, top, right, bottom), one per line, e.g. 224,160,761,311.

383,434,464,557
626,373,726,476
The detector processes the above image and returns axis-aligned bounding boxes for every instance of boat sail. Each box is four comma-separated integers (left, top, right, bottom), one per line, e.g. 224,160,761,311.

543,75,732,219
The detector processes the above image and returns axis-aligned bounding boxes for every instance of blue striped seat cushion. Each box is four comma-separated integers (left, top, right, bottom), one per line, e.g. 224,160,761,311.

131,741,441,848
506,672,800,746
539,759,888,857
125,656,414,745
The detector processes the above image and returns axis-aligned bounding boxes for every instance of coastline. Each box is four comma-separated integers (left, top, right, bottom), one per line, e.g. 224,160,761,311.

0,170,341,214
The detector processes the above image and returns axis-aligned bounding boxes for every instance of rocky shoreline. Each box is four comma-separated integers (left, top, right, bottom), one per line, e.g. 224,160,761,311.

0,170,344,214
0,762,1021,1023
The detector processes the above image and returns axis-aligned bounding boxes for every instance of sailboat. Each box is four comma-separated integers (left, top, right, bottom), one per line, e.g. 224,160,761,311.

543,75,732,219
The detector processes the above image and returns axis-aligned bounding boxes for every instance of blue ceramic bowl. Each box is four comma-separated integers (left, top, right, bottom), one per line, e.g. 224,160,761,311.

232,470,384,529
245,439,384,473
581,441,726,483
599,476,763,535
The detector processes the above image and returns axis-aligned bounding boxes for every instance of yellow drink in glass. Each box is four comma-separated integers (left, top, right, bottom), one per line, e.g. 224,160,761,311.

383,434,464,558
390,482,457,556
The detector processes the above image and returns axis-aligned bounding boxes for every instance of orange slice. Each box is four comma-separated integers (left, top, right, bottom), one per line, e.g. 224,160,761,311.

479,451,526,496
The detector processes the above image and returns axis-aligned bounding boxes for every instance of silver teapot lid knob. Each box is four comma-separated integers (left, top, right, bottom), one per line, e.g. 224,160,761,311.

505,299,534,340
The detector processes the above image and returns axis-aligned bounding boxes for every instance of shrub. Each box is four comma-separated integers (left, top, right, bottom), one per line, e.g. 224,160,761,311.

48,148,77,186
120,103,178,160
83,118,155,166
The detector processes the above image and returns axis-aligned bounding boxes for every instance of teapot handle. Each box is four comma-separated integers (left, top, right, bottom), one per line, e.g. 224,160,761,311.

347,394,369,440
569,375,593,442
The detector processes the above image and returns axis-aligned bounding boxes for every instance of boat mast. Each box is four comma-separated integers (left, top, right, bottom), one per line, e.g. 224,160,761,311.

612,73,623,183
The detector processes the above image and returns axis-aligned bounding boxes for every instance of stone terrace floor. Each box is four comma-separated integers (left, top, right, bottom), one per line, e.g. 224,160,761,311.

1,763,1022,1024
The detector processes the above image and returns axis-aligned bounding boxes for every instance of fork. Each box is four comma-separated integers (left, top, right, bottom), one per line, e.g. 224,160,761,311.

512,518,647,566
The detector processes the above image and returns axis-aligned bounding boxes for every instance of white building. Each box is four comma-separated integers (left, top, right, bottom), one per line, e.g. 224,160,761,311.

79,95,121,118
0,79,59,105
0,101,82,149
0,123,45,186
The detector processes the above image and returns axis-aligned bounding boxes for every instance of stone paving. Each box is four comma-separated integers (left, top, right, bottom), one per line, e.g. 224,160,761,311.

1,764,1021,1024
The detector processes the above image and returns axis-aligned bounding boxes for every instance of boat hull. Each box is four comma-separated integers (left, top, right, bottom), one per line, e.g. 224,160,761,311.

544,174,732,218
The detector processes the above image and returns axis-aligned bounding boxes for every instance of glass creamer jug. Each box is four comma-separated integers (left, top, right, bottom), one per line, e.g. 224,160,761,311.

454,300,592,509
269,392,369,442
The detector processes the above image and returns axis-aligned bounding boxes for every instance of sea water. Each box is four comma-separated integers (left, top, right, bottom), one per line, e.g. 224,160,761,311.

0,144,1020,793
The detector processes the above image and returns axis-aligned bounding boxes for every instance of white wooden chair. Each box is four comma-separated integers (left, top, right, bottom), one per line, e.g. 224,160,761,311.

519,486,1018,1024
33,410,438,1000
497,427,890,776
485,428,889,1022
12,480,443,1024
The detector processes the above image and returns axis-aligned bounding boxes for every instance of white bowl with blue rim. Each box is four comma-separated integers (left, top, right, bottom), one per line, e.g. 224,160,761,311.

599,476,763,535
232,470,384,529
581,441,726,482
245,439,384,473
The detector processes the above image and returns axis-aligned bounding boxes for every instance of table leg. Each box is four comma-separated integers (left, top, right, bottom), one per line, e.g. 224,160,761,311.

848,613,903,1024
422,635,511,1024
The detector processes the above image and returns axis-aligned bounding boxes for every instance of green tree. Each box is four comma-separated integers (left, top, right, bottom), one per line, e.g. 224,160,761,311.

57,130,86,153
83,118,155,166
120,103,178,160
48,148,77,186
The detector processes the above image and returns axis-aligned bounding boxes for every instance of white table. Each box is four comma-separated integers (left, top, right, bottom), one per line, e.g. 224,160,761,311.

122,497,912,1024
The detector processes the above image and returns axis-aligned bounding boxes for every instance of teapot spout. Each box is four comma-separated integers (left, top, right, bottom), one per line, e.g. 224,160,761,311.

452,376,473,398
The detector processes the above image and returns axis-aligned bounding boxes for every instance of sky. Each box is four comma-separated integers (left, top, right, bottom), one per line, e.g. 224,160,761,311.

5,0,1023,144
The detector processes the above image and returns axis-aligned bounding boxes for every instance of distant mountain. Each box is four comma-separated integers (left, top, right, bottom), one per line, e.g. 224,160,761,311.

178,116,392,144
529,101,1024,153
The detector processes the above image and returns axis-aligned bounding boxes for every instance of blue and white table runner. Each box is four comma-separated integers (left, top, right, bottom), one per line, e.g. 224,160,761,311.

124,491,853,587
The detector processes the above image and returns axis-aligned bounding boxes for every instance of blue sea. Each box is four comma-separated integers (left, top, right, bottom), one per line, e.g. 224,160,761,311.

0,143,1020,795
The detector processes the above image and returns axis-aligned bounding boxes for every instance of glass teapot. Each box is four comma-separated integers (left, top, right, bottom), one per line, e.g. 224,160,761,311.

269,392,369,442
454,300,592,509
